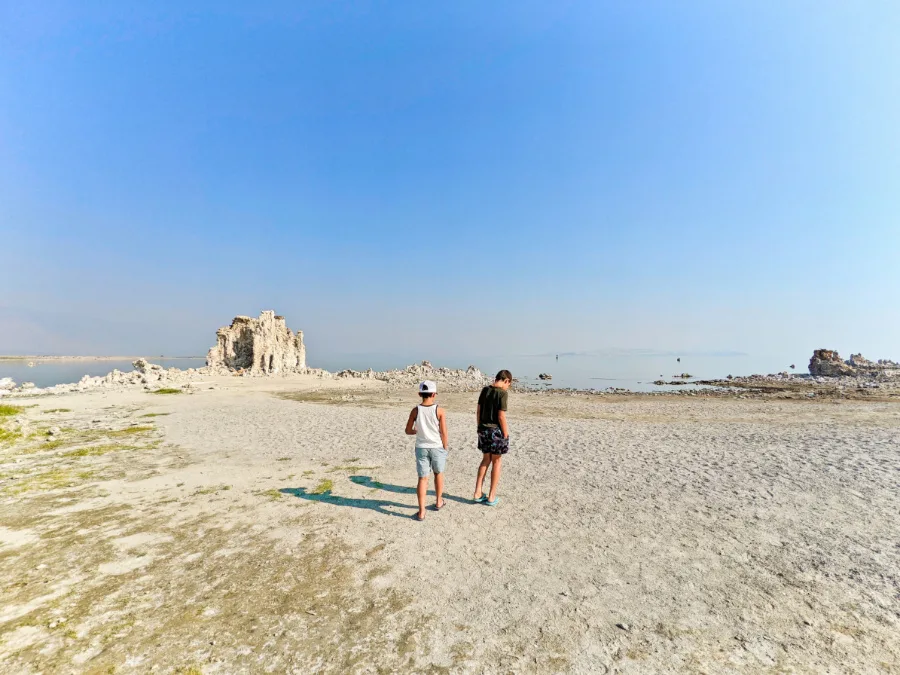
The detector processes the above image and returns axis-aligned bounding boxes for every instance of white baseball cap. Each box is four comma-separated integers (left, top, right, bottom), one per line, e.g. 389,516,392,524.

419,380,437,394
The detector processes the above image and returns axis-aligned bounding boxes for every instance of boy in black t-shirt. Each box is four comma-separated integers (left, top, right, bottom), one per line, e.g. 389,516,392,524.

473,370,512,506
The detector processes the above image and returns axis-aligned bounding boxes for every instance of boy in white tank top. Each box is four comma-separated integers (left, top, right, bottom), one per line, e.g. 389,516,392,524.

404,380,449,521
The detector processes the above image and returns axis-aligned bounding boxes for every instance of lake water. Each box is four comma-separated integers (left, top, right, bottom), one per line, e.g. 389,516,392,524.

311,352,803,392
0,353,803,392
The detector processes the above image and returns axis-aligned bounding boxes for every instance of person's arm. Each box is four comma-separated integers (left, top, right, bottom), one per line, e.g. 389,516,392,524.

475,404,481,428
438,407,449,450
405,408,418,435
498,409,509,439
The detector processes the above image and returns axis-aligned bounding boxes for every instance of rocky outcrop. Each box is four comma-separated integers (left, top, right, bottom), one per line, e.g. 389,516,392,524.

332,361,488,391
206,311,306,375
809,349,899,377
808,350,856,377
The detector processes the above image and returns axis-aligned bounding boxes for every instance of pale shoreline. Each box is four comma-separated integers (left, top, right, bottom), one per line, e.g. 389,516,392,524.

0,355,203,362
0,376,898,672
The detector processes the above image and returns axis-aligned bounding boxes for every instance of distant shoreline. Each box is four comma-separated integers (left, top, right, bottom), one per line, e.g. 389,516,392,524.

0,355,204,362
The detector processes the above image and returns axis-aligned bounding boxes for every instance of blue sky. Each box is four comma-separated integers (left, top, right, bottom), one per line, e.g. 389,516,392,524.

2,1,898,363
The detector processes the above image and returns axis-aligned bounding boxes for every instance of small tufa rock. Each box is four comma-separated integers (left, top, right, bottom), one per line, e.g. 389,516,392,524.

538,373,553,380
616,622,631,631
47,427,60,437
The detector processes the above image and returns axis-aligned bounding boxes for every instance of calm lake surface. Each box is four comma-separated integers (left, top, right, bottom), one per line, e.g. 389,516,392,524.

1,353,803,392
312,352,804,392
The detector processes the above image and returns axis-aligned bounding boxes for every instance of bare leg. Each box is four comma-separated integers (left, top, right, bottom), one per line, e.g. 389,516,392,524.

474,453,492,499
434,472,444,508
417,476,428,520
487,454,503,501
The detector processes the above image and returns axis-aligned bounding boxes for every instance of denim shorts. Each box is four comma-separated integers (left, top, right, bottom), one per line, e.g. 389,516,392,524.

415,447,448,477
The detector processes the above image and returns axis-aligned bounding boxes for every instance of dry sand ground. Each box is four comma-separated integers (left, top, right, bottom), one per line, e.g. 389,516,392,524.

1,376,898,674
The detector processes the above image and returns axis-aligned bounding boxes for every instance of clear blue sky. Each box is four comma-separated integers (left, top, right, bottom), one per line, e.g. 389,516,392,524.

2,1,898,363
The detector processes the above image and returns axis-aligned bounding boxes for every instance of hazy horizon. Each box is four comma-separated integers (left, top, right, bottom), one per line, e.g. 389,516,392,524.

2,3,898,361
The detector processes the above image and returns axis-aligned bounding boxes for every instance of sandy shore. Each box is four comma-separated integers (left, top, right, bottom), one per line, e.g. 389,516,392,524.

1,376,898,673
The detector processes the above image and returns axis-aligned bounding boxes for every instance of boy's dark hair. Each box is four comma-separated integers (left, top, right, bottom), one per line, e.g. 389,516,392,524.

495,369,513,382
419,392,435,399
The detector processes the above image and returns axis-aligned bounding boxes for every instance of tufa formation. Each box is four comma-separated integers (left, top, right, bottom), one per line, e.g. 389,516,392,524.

808,349,899,377
206,311,306,375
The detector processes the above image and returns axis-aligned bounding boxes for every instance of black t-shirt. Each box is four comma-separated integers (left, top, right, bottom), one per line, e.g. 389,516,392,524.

477,385,508,428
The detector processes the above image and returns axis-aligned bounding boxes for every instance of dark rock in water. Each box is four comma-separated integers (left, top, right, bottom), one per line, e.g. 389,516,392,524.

672,373,693,379
538,373,553,380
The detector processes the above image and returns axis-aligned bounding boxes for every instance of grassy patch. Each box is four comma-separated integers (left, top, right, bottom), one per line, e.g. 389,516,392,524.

2,468,93,495
327,464,379,473
256,489,283,501
140,412,171,418
302,470,314,477
276,457,291,462
43,408,72,413
0,404,24,417
152,388,183,395
63,444,137,458
0,427,23,444
194,484,231,495
106,425,154,437
311,479,334,495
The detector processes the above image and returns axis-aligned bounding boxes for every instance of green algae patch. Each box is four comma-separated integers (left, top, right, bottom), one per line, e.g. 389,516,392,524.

63,444,139,458
140,412,171,418
0,427,23,445
43,408,72,413
0,404,24,417
256,489,283,501
106,426,154,437
152,388,183,395
194,484,231,495
327,464,379,474
312,479,333,495
2,468,95,495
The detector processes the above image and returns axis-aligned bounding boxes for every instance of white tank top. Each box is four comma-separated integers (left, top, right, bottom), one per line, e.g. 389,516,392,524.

415,404,443,449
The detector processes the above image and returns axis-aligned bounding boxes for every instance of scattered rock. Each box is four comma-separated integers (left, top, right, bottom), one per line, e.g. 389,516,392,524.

47,427,60,437
334,361,487,391
538,373,553,380
616,623,631,631
0,377,16,390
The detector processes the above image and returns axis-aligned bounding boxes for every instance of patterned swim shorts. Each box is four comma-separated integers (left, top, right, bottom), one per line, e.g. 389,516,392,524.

477,426,509,455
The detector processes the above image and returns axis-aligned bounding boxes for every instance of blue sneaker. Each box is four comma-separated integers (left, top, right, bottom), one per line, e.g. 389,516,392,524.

474,494,488,504
485,496,501,507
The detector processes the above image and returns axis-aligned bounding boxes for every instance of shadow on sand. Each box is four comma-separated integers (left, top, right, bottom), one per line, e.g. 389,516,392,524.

278,476,470,519
349,476,470,505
